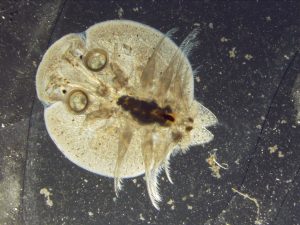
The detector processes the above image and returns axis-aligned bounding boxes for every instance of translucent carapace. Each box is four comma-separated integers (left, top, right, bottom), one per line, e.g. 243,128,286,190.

36,20,217,209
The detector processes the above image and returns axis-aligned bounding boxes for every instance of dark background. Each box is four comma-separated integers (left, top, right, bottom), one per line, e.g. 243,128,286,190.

0,0,299,225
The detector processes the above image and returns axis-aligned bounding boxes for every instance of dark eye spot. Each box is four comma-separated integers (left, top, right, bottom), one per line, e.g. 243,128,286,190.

163,114,175,122
172,131,183,142
185,126,193,132
62,89,67,94
188,117,194,123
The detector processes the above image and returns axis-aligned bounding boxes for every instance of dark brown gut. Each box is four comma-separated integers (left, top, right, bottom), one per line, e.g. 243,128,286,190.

117,95,175,126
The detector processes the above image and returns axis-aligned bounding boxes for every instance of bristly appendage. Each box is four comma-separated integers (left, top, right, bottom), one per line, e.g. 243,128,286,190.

136,28,200,209
114,123,133,196
180,28,200,57
139,28,179,93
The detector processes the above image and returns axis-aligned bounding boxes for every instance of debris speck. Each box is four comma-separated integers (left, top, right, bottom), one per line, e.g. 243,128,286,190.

195,76,201,83
220,37,229,42
206,153,229,179
84,179,88,183
278,151,284,158
193,22,200,27
206,188,211,193
1,16,5,20
1,123,5,128
167,198,175,210
266,16,271,21
117,7,124,18
187,205,193,210
189,193,194,198
88,211,94,216
284,55,290,60
139,213,145,221
167,199,174,205
40,188,53,207
208,22,214,29
244,54,253,60
232,188,262,225
113,197,117,202
280,119,287,124
182,196,187,201
133,7,139,12
229,47,237,58
132,178,137,184
268,145,278,154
